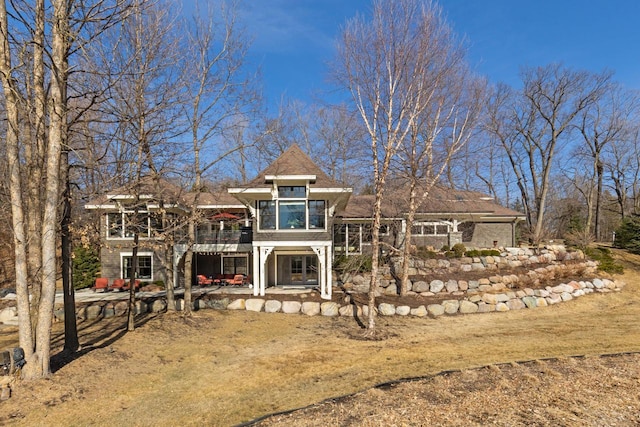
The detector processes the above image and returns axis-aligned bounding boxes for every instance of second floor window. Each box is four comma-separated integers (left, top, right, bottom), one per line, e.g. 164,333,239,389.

258,201,276,229
257,187,326,231
107,211,163,239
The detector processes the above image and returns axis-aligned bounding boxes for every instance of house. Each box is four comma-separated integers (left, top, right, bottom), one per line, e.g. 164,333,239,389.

86,144,524,300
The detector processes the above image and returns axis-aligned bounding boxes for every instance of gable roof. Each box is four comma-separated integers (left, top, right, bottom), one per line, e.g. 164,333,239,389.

244,144,345,189
84,176,187,209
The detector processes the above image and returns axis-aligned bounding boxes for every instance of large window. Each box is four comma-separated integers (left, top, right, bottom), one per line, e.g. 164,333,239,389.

279,201,306,229
121,253,153,280
222,256,248,275
308,200,325,228
412,221,450,236
334,224,362,255
258,201,276,229
257,186,326,231
107,211,163,239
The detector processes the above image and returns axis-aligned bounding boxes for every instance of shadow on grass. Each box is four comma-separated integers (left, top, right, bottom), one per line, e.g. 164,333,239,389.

49,312,159,373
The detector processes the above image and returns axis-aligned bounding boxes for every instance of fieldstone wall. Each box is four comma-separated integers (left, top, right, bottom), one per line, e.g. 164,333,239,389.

0,246,625,324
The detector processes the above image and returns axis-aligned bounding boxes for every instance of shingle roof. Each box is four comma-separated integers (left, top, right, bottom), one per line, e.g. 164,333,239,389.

85,176,186,207
244,144,345,189
342,186,524,220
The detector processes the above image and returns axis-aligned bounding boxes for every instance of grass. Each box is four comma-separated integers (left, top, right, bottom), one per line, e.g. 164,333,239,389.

0,249,639,426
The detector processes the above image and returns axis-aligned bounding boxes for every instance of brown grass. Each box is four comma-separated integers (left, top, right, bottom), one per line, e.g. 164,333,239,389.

0,249,639,426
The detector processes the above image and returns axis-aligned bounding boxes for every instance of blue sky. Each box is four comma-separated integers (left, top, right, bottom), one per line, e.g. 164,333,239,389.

239,0,640,110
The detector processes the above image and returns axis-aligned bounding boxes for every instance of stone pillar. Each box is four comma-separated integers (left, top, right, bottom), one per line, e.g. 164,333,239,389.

448,231,463,247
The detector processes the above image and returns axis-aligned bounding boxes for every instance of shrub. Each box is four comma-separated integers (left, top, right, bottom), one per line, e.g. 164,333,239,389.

416,246,438,259
465,249,480,257
481,249,501,257
584,246,624,274
614,215,640,255
334,254,373,273
72,247,100,290
452,243,466,258
440,245,450,252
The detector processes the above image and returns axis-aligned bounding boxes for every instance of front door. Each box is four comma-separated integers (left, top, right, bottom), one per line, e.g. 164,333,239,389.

279,255,318,286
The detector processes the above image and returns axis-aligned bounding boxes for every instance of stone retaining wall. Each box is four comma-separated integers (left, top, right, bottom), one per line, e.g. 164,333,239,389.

41,274,621,321
0,246,625,324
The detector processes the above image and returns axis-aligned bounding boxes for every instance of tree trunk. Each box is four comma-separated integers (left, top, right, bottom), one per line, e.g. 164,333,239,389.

183,248,193,315
61,150,79,352
595,159,604,240
0,0,35,366
399,183,417,296
127,230,139,332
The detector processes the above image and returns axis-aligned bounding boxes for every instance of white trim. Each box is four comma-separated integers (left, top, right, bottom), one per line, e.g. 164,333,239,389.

107,194,154,200
119,251,154,281
265,174,316,182
195,204,246,209
308,187,353,194
228,188,272,194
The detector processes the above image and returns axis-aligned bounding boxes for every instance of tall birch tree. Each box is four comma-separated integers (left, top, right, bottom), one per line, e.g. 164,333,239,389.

335,0,453,332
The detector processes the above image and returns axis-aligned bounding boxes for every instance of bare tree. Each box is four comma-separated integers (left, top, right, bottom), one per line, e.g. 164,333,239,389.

388,6,485,296
0,0,123,377
179,0,256,316
335,0,458,332
486,65,610,243
573,83,637,240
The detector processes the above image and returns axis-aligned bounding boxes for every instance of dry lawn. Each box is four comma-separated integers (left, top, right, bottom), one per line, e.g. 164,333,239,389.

0,249,639,426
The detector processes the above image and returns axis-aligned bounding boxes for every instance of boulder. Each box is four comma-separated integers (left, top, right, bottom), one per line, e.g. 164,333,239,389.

495,302,509,312
430,280,445,293
227,299,246,310
85,304,102,320
114,301,128,316
0,307,17,324
245,299,265,312
264,300,282,313
442,300,460,314
282,301,302,314
301,301,320,316
459,300,478,314
378,303,396,316
410,305,428,317
208,298,230,310
427,304,445,317
412,281,429,293
150,299,167,313
321,302,340,317
339,304,361,317
395,305,411,316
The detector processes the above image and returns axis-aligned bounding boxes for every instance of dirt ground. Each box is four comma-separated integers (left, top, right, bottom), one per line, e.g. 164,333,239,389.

0,250,639,426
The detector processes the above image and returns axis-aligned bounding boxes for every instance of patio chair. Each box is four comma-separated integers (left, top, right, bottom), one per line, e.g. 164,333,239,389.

197,274,213,286
110,278,126,292
227,274,247,286
92,277,109,292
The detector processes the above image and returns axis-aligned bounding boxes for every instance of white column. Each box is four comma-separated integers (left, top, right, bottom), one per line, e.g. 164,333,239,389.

259,246,274,297
326,244,333,299
312,245,330,300
252,245,260,297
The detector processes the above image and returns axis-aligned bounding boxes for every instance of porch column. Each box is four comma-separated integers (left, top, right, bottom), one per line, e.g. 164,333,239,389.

326,244,333,299
258,246,274,297
252,245,260,297
312,245,330,300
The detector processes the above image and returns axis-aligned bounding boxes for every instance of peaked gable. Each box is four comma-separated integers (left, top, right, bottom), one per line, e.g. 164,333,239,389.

245,144,343,189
